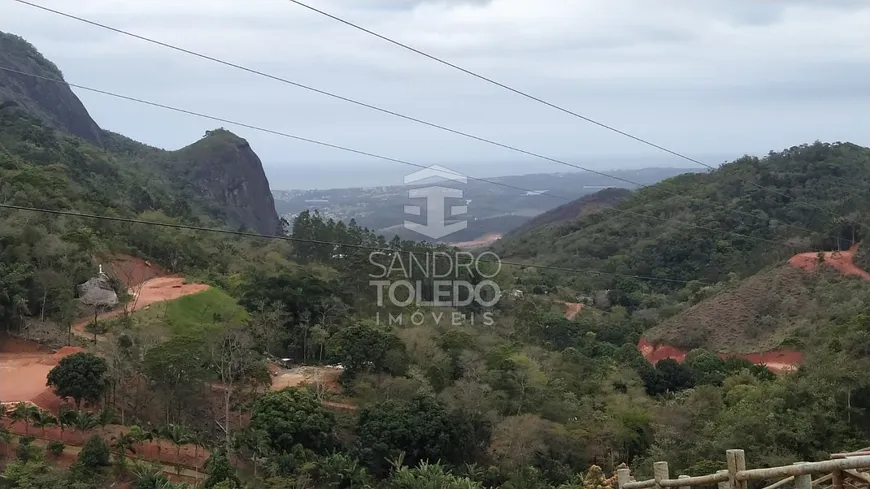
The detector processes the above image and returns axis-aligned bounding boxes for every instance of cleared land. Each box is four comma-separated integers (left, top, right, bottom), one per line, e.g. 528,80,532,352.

637,243,870,372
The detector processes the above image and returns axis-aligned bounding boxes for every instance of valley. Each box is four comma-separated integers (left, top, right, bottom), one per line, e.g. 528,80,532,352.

271,168,695,244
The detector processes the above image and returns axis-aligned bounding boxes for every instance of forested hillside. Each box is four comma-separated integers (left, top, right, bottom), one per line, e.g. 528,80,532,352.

504,187,631,238
0,30,280,234
496,142,870,293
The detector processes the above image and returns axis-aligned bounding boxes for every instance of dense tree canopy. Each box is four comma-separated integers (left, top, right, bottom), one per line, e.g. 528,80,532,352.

45,352,108,408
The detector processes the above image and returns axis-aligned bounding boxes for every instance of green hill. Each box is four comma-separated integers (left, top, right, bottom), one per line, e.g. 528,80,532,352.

0,30,280,235
504,187,632,238
496,142,870,296
0,31,284,331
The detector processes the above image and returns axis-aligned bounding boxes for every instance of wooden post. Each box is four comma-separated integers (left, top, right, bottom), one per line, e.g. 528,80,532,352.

678,474,690,489
618,468,631,489
832,469,844,489
727,449,747,489
654,462,670,489
717,470,730,489
793,463,811,489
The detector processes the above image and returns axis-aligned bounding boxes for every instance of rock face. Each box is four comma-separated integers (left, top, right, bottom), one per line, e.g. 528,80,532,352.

176,129,282,235
0,32,103,146
0,30,281,234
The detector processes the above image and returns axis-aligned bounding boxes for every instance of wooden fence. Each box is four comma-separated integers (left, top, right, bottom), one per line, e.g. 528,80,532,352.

618,449,870,489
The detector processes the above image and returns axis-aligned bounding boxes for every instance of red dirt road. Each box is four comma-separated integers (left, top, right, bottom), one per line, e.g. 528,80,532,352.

788,242,870,281
637,338,802,373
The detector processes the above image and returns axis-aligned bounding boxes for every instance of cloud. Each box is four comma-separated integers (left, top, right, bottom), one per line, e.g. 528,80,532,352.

2,0,869,189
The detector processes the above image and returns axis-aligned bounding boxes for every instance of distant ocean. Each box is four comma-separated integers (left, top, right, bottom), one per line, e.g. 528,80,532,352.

263,155,734,191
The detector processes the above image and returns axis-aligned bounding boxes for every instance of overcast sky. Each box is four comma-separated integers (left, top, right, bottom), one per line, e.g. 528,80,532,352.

3,0,869,189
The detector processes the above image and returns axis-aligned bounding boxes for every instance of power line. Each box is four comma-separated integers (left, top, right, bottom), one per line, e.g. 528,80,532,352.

0,66,795,248
10,1,648,192
0,67,568,202
283,0,854,224
0,202,710,286
9,1,842,241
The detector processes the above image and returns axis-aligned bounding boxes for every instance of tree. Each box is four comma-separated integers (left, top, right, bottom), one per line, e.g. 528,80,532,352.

29,409,57,438
685,349,727,386
488,414,550,473
10,402,37,435
57,408,77,442
71,410,99,439
143,335,208,425
655,359,695,393
0,426,12,459
246,387,336,455
325,322,409,378
165,423,192,475
207,324,264,451
77,434,110,470
111,430,138,468
355,395,482,477
45,352,108,408
203,449,240,489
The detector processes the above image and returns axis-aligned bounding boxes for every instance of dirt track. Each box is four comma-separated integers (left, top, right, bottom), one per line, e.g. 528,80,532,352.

637,338,801,373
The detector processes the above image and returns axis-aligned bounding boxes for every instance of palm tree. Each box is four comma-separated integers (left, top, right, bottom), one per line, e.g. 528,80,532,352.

57,409,77,442
130,460,164,489
29,409,57,438
149,425,165,463
97,407,119,436
10,402,37,435
126,425,147,455
184,429,204,470
0,426,12,459
165,423,192,475
111,431,139,467
71,410,98,443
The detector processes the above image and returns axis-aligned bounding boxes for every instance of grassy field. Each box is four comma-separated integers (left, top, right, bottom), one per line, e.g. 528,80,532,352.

110,288,249,337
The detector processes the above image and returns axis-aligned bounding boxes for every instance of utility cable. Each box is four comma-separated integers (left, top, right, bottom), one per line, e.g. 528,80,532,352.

282,0,857,225
0,66,814,249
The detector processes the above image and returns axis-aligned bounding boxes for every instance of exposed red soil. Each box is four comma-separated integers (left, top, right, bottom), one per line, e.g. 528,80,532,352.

268,364,356,410
0,344,84,405
1,421,211,472
450,233,503,249
560,301,584,320
637,338,801,373
102,254,166,287
71,276,210,339
788,242,870,281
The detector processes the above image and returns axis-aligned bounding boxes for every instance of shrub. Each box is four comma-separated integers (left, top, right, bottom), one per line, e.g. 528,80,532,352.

77,435,110,469
47,440,65,456
16,436,40,462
